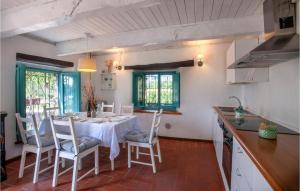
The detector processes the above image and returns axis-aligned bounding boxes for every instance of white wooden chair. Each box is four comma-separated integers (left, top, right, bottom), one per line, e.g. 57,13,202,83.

43,106,60,119
16,113,55,183
119,104,134,116
125,109,163,173
49,116,100,191
119,104,134,149
101,102,115,114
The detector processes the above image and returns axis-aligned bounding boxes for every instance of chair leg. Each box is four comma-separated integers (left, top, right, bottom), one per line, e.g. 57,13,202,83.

149,145,156,173
128,143,131,168
156,140,162,163
78,158,82,170
95,148,99,175
136,146,139,159
18,148,26,178
48,150,52,164
110,160,114,171
62,158,66,168
52,150,60,187
71,157,79,191
33,148,41,183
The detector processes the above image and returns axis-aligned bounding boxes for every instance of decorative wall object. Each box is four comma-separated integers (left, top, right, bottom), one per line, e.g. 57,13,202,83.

105,60,113,73
101,73,116,90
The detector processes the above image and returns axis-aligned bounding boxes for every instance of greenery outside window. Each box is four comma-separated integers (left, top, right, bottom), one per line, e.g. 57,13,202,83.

132,71,180,111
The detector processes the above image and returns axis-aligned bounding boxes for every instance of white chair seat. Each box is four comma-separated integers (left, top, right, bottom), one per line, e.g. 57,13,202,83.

125,130,151,143
27,135,54,147
61,137,100,153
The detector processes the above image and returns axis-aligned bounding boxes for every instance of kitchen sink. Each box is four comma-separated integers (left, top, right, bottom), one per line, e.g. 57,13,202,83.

218,106,254,116
218,107,235,112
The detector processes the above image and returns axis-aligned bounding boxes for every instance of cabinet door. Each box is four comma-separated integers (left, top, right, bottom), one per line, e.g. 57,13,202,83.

233,138,273,191
234,68,269,83
235,39,258,60
252,165,273,191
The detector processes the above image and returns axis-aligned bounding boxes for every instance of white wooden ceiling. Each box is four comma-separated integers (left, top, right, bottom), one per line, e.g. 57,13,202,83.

24,0,264,43
0,0,36,10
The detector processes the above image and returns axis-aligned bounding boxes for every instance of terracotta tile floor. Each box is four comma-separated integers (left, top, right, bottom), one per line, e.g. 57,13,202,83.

0,139,225,191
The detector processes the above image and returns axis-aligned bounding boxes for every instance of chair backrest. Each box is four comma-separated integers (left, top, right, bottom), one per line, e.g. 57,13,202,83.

49,116,79,155
15,113,41,147
149,109,163,144
101,102,115,113
43,106,60,119
119,104,134,116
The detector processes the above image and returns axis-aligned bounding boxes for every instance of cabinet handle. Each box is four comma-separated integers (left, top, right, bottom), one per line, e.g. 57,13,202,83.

237,147,243,154
236,168,242,177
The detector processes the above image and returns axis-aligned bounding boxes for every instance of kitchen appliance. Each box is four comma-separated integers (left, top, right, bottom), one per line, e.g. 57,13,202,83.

228,0,299,69
229,118,299,135
218,118,233,189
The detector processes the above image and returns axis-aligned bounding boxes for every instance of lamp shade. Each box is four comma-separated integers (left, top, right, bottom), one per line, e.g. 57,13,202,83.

78,56,97,72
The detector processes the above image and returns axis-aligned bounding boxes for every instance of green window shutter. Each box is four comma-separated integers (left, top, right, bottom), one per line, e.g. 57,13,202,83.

15,63,27,142
59,72,81,113
172,72,180,108
132,72,145,108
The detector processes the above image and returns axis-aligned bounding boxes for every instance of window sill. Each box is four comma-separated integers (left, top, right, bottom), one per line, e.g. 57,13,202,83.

134,109,182,115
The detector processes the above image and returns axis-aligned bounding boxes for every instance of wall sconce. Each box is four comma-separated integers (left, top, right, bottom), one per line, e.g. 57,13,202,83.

197,54,204,67
113,60,122,70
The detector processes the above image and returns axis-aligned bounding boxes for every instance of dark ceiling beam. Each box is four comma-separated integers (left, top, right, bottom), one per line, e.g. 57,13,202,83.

124,60,194,70
16,53,74,68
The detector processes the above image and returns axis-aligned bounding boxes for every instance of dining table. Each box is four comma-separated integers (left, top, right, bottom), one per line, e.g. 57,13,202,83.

39,113,140,170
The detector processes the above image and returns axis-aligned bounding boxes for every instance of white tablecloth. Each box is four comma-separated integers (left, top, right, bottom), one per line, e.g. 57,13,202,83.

39,115,139,160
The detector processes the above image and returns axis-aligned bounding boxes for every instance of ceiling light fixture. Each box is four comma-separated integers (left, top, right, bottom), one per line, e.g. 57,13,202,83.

78,53,97,72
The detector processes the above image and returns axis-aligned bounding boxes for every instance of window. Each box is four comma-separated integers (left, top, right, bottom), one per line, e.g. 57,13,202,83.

25,69,59,116
16,63,81,141
132,71,180,110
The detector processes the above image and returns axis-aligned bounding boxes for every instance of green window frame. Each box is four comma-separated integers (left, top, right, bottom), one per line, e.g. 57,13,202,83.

15,63,81,142
132,71,180,111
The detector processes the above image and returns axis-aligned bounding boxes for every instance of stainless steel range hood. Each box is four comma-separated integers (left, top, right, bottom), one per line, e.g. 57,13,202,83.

228,0,299,69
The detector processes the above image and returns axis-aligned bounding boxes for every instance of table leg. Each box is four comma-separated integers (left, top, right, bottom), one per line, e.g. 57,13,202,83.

110,159,115,171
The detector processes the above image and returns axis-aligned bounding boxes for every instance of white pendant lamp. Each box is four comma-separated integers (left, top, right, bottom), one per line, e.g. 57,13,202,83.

78,53,97,72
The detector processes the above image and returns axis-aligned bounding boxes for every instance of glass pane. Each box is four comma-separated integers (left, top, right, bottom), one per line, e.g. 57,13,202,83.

63,75,75,113
25,70,59,126
160,75,173,105
137,76,144,104
145,74,159,108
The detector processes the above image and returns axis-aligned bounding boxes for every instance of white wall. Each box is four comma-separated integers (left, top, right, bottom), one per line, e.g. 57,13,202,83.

90,44,242,140
242,59,299,131
0,36,80,160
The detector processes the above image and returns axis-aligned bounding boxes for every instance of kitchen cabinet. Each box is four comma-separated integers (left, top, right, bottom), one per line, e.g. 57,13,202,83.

231,138,272,191
226,38,269,84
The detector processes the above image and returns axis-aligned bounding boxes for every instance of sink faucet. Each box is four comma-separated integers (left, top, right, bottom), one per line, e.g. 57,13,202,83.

229,96,243,110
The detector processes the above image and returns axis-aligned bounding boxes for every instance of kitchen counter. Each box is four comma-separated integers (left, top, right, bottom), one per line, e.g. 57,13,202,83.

214,106,299,191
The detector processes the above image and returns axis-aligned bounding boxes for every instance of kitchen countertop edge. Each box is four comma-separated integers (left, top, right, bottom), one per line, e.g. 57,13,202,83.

213,106,298,191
